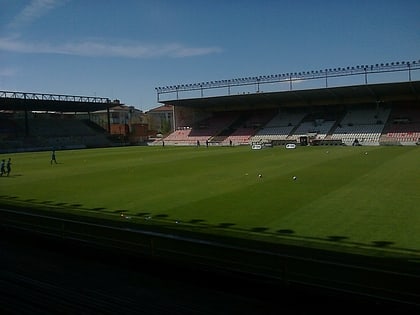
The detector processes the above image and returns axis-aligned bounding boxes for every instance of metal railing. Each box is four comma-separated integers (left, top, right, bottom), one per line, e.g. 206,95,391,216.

156,59,420,101
0,91,110,104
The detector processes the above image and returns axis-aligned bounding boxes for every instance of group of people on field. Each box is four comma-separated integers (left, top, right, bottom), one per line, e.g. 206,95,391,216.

0,150,57,177
0,158,11,176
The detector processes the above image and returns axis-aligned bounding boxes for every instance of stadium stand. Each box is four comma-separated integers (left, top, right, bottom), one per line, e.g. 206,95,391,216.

330,106,391,146
2,80,419,149
0,118,19,137
160,104,420,147
380,105,420,145
251,110,305,142
0,117,22,151
157,78,420,147
221,110,275,145
163,110,276,146
163,112,239,145
0,113,112,152
288,111,338,142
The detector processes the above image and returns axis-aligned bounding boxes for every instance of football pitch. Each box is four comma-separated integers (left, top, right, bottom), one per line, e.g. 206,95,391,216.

1,145,419,258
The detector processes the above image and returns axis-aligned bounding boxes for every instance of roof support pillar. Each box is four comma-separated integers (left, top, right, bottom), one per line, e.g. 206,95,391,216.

24,93,29,137
107,107,111,133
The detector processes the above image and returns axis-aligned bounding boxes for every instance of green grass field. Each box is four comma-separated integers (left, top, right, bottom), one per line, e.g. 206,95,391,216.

1,145,419,257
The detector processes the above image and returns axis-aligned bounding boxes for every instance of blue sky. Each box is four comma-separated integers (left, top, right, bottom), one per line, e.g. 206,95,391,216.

1,0,419,111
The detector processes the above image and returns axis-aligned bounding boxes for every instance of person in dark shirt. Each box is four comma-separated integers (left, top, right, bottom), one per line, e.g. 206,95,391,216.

6,158,11,176
0,159,5,176
51,150,58,164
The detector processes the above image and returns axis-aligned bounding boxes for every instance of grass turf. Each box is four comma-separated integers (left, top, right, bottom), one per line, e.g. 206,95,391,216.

1,145,419,257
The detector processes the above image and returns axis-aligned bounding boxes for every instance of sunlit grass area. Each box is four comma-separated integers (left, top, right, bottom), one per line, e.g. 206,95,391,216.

1,145,419,256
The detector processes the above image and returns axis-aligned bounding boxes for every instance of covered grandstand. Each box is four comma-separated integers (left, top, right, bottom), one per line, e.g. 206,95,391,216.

157,80,420,147
0,91,136,152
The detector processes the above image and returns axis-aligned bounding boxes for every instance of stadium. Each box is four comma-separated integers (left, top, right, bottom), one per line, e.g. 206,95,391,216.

1,60,420,313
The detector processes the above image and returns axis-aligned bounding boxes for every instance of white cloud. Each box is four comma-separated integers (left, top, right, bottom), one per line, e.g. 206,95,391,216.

8,0,67,30
0,37,223,58
3,1,222,59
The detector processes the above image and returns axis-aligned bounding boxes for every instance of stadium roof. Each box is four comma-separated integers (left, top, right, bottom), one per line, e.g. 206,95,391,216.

160,81,420,110
0,91,112,112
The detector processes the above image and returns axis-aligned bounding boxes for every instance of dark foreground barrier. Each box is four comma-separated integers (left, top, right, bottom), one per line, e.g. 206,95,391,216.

1,207,419,308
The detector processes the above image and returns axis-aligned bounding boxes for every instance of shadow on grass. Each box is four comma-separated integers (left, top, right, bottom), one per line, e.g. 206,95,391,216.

54,202,67,206
189,219,206,224
0,174,22,178
0,195,18,199
218,223,235,228
1,197,418,258
276,229,294,235
327,236,349,242
113,210,128,214
372,241,394,247
251,227,269,233
40,200,54,204
135,212,151,217
90,207,107,211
